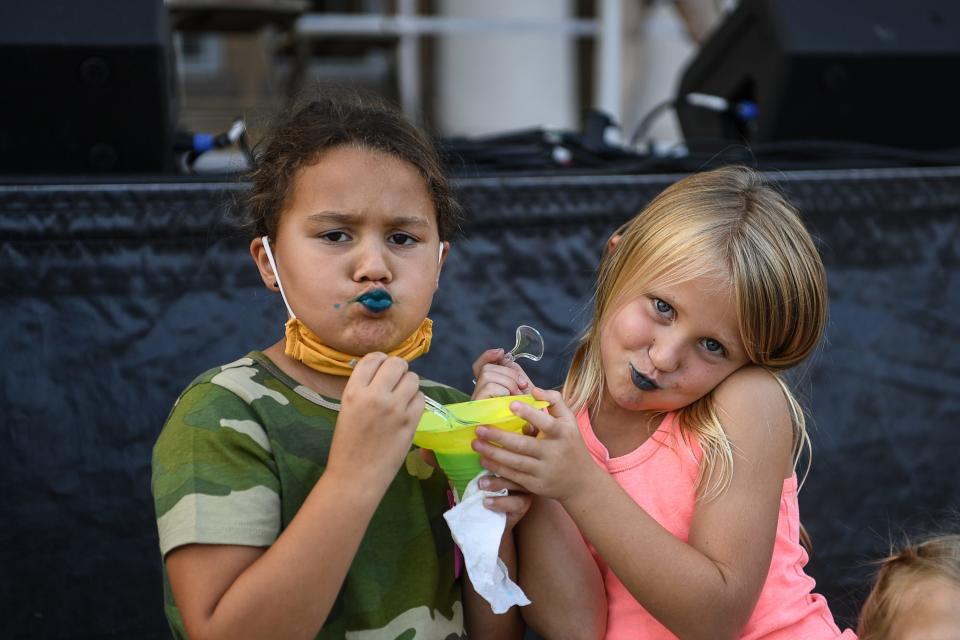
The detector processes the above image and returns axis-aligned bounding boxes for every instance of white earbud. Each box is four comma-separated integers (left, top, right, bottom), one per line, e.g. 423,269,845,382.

435,242,445,287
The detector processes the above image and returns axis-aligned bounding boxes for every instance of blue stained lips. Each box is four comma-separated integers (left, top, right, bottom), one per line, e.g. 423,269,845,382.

629,364,659,391
355,289,393,311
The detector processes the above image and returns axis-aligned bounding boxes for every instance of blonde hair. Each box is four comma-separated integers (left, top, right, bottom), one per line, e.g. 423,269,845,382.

858,534,960,639
563,165,827,501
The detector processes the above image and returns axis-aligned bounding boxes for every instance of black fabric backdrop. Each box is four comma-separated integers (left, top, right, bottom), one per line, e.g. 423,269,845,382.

1,167,958,638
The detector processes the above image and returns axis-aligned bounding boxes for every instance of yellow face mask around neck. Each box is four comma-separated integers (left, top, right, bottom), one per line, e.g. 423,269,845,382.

283,316,433,377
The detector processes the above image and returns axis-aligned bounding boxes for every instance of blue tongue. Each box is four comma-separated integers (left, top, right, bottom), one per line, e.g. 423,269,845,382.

357,290,393,311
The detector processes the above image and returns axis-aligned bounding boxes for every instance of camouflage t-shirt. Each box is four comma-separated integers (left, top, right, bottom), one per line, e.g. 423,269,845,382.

152,351,469,639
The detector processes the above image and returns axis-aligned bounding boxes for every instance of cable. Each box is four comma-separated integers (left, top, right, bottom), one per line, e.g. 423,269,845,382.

439,101,960,176
175,117,252,174
629,98,676,148
629,92,758,149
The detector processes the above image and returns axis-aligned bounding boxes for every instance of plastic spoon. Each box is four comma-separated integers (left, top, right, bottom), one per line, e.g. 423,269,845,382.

502,324,545,363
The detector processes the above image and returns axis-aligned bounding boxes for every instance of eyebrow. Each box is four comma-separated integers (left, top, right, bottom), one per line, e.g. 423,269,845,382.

306,211,432,228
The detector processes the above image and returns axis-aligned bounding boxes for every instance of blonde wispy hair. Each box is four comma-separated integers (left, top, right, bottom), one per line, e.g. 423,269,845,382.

858,534,960,639
563,165,827,501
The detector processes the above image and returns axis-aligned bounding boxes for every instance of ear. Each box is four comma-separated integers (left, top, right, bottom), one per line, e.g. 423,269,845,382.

606,233,622,255
250,236,279,291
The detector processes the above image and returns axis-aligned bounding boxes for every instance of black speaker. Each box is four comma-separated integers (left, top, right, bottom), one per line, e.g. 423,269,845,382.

676,0,960,151
0,1,176,174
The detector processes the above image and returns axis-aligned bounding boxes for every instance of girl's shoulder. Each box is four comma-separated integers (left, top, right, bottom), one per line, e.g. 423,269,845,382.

712,366,794,456
177,352,265,385
169,351,317,418
713,365,784,403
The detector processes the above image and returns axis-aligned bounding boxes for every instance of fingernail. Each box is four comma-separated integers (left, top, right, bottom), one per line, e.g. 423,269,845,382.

483,498,496,508
475,425,488,437
479,477,490,489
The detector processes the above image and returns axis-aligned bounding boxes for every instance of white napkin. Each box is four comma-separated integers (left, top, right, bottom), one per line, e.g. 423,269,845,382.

443,471,531,614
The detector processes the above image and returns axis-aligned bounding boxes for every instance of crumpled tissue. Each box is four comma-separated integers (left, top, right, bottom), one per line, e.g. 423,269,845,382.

443,470,531,614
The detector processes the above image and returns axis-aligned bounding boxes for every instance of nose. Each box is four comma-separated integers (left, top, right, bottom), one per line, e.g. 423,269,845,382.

648,332,683,374
352,239,392,283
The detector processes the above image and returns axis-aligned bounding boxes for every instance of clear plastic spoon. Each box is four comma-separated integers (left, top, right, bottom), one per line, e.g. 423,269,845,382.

471,324,545,385
502,324,545,363
422,393,477,427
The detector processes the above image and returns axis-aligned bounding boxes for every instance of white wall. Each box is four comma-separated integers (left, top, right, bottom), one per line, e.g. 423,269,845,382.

433,0,577,137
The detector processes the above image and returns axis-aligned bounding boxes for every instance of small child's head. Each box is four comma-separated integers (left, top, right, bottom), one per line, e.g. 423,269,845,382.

858,534,960,640
565,165,827,496
569,165,827,407
245,93,462,360
247,93,461,242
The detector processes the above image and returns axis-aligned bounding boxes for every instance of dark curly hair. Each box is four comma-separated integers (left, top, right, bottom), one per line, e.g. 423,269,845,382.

247,92,462,241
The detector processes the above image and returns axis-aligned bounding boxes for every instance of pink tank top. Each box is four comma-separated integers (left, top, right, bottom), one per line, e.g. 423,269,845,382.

576,409,857,640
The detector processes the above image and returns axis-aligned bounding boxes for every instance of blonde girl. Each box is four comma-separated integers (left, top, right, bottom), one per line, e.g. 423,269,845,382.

472,166,857,639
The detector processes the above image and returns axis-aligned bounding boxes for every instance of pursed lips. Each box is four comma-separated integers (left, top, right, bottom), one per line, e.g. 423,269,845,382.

629,363,659,391
353,288,393,312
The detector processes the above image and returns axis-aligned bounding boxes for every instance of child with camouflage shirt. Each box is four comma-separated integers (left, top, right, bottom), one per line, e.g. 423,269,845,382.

152,94,533,639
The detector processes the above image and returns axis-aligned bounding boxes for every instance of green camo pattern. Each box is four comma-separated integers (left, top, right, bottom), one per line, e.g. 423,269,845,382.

152,351,469,639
